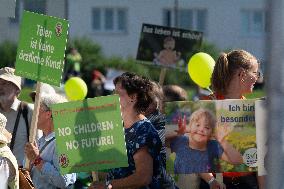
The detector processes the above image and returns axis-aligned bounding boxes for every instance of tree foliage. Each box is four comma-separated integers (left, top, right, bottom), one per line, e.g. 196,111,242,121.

0,38,221,91
0,41,17,68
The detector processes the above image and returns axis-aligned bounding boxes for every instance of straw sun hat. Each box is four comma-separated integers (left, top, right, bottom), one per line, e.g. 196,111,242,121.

0,67,21,90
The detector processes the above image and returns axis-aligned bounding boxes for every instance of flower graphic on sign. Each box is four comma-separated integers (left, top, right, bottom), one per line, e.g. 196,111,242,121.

59,154,69,168
55,22,63,37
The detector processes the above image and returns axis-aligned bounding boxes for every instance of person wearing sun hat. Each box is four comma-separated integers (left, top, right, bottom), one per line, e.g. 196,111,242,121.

0,112,19,189
24,93,76,189
0,67,35,167
29,83,56,102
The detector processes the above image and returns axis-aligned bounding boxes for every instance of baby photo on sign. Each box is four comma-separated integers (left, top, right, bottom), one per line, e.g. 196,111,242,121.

165,100,257,174
136,23,202,70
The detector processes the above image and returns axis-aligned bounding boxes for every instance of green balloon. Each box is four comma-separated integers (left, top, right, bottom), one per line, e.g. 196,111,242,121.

64,77,87,101
188,52,215,88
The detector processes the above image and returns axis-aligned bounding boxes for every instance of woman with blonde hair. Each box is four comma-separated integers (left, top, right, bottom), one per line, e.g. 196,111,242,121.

203,49,261,189
210,49,259,99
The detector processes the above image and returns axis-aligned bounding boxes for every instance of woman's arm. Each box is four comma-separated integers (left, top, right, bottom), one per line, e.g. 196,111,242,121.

111,147,153,188
257,175,265,189
90,147,153,189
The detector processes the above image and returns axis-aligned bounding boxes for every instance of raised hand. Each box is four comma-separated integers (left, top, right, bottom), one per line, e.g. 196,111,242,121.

215,122,233,143
174,114,188,135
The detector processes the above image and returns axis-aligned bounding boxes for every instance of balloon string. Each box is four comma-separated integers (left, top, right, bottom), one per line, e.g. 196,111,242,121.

206,87,213,93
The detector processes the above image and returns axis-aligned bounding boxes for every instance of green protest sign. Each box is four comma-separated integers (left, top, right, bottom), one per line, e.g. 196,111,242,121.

51,95,128,174
15,11,68,86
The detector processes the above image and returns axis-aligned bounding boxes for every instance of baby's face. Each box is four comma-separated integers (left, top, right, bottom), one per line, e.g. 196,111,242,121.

189,116,213,143
164,40,175,50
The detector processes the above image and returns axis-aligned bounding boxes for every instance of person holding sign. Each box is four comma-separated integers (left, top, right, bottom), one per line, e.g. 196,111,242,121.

204,49,261,189
90,72,167,189
166,108,243,174
24,94,76,189
0,67,37,167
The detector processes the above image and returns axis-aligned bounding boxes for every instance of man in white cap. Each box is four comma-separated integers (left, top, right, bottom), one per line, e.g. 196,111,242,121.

25,93,76,189
0,112,19,189
0,67,34,166
29,83,56,102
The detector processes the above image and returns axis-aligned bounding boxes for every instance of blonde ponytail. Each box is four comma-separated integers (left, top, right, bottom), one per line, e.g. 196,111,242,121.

211,50,256,94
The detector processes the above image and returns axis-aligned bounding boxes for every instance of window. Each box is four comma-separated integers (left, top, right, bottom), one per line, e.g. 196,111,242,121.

163,10,171,27
163,9,207,32
10,0,46,24
179,10,193,29
92,8,127,33
241,10,266,35
117,10,126,31
105,8,114,30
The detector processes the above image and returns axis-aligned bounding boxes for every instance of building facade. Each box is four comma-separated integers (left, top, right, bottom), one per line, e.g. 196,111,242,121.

0,0,267,61
68,0,267,60
0,0,66,43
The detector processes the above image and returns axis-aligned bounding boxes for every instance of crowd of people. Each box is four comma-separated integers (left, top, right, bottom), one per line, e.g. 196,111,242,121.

0,48,265,189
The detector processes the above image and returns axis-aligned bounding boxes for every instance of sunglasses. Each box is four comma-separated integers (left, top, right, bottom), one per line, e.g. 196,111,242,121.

249,71,261,78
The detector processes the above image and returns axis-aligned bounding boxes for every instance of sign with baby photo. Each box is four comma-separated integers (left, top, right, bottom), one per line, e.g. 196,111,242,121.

136,23,202,70
165,99,257,174
51,95,128,174
15,11,68,86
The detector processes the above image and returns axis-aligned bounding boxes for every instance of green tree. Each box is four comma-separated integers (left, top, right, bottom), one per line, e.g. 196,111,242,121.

0,41,17,68
0,38,223,97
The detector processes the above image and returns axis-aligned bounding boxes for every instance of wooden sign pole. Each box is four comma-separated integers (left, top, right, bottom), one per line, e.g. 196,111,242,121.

159,68,167,86
24,81,41,168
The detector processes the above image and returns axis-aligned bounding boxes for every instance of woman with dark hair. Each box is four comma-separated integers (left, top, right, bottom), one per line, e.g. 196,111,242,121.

145,81,177,189
89,72,169,189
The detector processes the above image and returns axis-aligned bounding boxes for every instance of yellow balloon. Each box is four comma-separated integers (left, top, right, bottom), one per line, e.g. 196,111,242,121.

188,52,215,88
64,77,88,101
